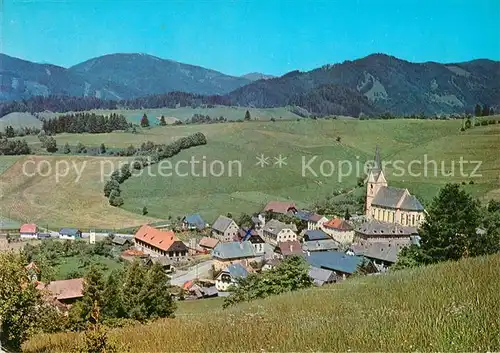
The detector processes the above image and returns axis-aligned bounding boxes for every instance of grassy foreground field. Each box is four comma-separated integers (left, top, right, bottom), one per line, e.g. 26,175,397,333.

1,118,498,227
23,254,500,352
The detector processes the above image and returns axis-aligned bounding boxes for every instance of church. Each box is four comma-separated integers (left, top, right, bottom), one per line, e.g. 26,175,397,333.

365,147,425,227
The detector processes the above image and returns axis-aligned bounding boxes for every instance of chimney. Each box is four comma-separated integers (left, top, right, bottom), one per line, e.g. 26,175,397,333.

307,250,311,257
239,242,244,249
289,244,293,253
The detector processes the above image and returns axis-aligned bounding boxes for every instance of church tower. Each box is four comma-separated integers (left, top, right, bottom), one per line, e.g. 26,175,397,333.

365,146,388,218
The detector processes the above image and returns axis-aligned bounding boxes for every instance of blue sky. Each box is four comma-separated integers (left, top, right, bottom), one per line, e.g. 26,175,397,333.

2,0,499,76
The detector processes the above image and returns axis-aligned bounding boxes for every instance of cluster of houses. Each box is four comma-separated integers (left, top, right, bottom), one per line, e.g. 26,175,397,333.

20,148,428,307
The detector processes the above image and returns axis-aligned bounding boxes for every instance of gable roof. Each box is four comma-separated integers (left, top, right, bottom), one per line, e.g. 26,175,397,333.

235,228,264,243
350,238,412,263
42,278,84,300
134,225,180,252
199,237,219,249
303,239,340,252
304,229,330,241
308,266,335,283
59,228,81,236
355,220,418,237
263,201,297,214
323,218,353,231
224,263,249,279
184,214,206,230
112,236,129,245
276,240,303,256
20,223,37,234
148,256,172,267
263,219,297,236
372,186,424,211
306,251,366,275
212,241,256,259
212,215,236,233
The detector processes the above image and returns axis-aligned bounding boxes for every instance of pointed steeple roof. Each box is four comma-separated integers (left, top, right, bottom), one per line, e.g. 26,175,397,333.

373,145,382,172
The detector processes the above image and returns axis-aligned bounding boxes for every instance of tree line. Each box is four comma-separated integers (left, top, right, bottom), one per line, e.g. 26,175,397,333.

104,132,207,207
0,251,175,350
0,137,31,155
474,103,495,117
42,112,130,135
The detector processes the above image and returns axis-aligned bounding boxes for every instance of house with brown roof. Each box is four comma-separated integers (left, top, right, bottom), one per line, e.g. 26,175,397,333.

322,218,355,244
211,241,259,272
198,237,220,251
263,201,297,215
234,228,266,255
134,225,188,261
354,220,418,241
38,278,84,306
20,223,38,239
365,147,425,227
274,240,303,259
348,238,415,268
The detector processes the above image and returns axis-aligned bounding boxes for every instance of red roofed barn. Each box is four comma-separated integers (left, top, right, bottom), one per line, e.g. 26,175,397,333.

263,201,297,215
20,223,38,239
134,225,189,260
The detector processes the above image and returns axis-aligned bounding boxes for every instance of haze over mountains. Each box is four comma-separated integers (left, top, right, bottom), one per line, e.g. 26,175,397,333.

1,52,499,116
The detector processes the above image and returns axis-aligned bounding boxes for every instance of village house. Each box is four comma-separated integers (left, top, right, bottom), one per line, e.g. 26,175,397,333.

59,228,82,240
295,210,328,230
234,228,265,255
303,229,330,242
215,263,249,291
262,219,298,246
302,238,340,253
354,220,418,241
211,241,258,272
274,240,303,259
305,251,376,280
263,201,297,215
365,147,425,226
308,266,337,286
111,236,131,247
262,258,281,271
37,278,84,307
134,225,189,261
321,218,355,244
198,236,220,252
252,213,266,232
182,214,206,231
20,223,38,239
145,256,174,274
211,215,240,242
348,237,419,269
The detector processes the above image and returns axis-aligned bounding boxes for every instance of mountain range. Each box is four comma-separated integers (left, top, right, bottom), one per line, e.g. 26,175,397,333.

1,52,499,116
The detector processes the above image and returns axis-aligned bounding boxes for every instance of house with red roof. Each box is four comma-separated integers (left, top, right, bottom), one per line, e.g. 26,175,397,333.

322,218,355,244
263,201,297,215
20,223,38,239
37,278,84,307
134,225,189,261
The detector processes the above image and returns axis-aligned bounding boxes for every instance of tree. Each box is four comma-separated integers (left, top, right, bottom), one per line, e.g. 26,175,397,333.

464,117,472,129
71,265,105,328
141,263,176,319
103,179,120,198
63,142,71,154
226,212,233,219
45,136,57,152
344,208,351,220
223,256,312,308
122,260,147,321
77,142,87,154
482,104,490,117
489,107,495,116
270,117,276,122
140,114,150,128
0,252,43,349
142,206,148,216
244,110,251,121
101,270,126,320
336,136,341,142
237,213,253,228
474,103,482,117
399,184,484,267
109,190,124,207
159,115,167,126
99,143,106,154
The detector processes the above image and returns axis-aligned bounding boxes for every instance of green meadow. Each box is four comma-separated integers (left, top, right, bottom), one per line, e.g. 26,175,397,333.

1,117,498,228
23,253,500,352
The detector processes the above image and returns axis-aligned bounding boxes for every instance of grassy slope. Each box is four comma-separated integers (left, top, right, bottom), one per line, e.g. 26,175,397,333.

1,119,498,227
23,254,500,352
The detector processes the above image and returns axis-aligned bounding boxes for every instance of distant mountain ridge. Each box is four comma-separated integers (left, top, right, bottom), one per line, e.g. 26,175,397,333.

0,53,250,101
228,54,500,115
1,52,499,116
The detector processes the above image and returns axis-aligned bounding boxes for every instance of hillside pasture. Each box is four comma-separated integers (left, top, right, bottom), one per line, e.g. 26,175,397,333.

23,253,500,352
0,112,42,130
0,118,498,228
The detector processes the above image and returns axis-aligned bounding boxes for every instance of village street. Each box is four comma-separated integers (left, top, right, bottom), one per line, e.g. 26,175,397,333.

170,260,213,286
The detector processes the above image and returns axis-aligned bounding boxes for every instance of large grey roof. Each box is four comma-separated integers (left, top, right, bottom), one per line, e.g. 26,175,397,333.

350,239,412,263
263,219,296,235
212,215,236,232
355,220,418,237
399,194,424,211
371,186,407,209
308,266,335,282
306,251,366,274
303,239,340,252
225,263,249,279
212,241,256,259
